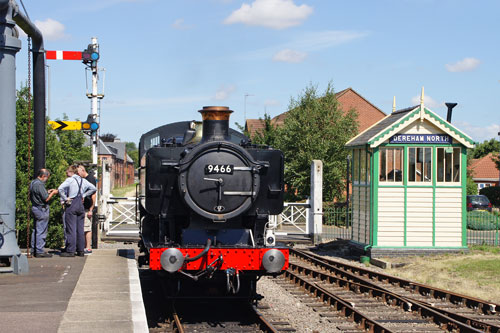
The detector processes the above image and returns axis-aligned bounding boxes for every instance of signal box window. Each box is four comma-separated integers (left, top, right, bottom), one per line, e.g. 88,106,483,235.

353,149,359,183
379,148,403,182
408,147,432,182
437,147,460,183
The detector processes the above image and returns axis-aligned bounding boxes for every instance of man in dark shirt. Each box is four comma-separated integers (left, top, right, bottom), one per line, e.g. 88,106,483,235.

30,169,58,257
78,165,97,254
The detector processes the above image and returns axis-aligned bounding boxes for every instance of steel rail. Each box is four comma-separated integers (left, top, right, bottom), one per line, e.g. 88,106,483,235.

284,269,395,333
251,304,279,333
169,301,185,333
289,261,487,333
292,248,500,315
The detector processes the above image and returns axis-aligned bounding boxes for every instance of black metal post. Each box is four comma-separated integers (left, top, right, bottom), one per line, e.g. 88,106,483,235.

445,103,457,123
12,5,46,177
346,155,351,231
33,50,46,176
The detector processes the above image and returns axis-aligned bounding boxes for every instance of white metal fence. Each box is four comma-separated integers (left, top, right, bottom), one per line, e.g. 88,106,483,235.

269,200,311,237
103,197,139,237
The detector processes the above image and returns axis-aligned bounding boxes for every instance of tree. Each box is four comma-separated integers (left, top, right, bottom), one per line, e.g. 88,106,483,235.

56,114,92,165
275,83,358,202
15,86,90,249
469,139,500,159
126,141,139,169
251,113,279,147
100,133,117,142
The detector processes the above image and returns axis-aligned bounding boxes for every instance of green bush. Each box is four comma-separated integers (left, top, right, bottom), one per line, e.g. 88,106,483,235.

467,211,499,230
479,186,500,207
16,86,90,249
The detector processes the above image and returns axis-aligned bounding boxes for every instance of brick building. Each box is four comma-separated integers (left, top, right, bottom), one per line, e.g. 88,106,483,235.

245,87,386,137
469,153,500,192
94,139,135,189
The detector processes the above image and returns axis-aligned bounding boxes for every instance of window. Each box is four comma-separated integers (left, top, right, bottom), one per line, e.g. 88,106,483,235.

353,149,359,183
379,148,403,182
408,147,432,182
437,147,460,182
360,149,366,183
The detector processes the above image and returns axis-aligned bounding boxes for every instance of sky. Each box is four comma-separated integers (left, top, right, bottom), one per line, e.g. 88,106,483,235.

13,0,500,145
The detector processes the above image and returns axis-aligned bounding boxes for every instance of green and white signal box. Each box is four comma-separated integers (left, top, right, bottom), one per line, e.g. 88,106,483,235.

345,91,475,257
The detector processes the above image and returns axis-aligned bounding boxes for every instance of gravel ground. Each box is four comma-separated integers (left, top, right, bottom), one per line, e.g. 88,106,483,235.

257,275,341,333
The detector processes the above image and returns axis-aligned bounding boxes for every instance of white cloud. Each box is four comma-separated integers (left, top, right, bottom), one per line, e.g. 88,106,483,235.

239,30,368,62
224,0,313,29
445,57,481,72
453,121,500,142
294,30,368,51
411,95,441,109
264,99,280,107
272,49,307,63
214,85,237,100
34,18,68,41
171,18,194,30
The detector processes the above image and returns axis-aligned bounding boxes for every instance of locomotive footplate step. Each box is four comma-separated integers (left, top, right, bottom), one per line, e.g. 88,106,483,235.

58,249,148,332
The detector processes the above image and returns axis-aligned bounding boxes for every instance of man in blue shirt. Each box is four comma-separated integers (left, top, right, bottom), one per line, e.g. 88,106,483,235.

30,169,58,257
58,165,97,257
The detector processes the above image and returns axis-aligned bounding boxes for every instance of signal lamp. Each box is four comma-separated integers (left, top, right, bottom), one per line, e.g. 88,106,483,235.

82,114,99,132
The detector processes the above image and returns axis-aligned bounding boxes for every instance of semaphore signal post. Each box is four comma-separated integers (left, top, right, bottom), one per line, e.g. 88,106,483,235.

46,37,103,167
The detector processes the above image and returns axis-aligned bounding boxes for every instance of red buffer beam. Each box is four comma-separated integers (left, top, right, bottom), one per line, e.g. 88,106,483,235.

45,50,82,60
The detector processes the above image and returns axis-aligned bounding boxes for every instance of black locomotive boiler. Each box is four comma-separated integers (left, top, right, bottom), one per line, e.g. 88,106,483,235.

138,106,288,298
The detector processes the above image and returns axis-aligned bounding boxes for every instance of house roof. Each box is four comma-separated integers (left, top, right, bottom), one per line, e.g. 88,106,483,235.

85,138,134,163
85,137,114,155
345,105,475,148
469,153,500,180
245,87,386,137
105,141,134,163
345,107,415,147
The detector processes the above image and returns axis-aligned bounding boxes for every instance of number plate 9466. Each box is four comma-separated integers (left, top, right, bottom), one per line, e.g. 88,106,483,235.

205,164,233,174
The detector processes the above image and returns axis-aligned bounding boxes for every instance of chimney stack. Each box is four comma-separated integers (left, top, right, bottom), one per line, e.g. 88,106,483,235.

198,106,233,142
445,103,457,123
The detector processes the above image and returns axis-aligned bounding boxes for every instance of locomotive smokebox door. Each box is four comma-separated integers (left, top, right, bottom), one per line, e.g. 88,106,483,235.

179,107,262,221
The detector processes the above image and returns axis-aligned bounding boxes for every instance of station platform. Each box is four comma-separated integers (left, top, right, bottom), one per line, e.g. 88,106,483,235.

0,249,148,333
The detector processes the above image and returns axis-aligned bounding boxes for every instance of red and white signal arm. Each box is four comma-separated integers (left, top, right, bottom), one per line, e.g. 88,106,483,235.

45,50,82,60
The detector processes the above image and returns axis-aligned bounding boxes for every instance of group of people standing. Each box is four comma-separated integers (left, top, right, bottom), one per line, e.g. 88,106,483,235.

29,165,97,258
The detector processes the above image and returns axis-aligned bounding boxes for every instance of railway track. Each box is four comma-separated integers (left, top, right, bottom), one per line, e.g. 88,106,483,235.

281,248,500,332
140,269,295,333
165,300,294,333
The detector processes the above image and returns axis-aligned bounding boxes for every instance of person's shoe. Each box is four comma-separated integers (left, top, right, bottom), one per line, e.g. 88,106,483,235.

76,251,85,257
84,248,92,255
60,252,75,257
35,252,53,258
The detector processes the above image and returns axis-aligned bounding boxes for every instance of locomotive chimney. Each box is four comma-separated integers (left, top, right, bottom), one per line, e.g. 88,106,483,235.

199,106,233,142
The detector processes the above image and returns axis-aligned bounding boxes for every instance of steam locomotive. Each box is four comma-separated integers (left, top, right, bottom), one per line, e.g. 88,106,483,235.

138,106,288,298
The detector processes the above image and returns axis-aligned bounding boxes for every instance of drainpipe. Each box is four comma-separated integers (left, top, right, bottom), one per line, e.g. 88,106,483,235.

11,1,46,177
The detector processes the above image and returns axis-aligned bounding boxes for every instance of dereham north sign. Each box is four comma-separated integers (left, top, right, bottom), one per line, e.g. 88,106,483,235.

389,134,452,144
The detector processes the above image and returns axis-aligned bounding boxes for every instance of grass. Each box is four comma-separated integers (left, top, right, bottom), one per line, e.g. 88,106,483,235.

385,247,500,303
111,183,137,198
